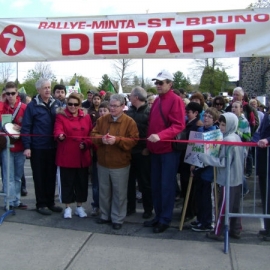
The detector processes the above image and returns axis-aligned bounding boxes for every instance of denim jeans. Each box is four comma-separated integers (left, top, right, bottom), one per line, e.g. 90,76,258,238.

2,149,26,206
151,151,181,225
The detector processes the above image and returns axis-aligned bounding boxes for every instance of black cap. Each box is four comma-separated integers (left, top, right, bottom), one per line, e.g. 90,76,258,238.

186,102,203,114
87,90,96,94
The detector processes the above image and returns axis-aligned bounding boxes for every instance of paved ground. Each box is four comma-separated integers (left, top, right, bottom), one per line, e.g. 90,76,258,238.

0,160,270,270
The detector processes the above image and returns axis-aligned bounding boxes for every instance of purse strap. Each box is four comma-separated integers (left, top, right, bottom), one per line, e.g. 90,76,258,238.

158,98,169,128
12,102,22,122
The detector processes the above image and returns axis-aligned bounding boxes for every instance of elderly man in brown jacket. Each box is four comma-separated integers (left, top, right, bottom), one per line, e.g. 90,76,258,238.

91,94,139,230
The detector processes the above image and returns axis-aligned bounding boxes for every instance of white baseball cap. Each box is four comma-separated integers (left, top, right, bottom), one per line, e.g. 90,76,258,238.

152,70,173,81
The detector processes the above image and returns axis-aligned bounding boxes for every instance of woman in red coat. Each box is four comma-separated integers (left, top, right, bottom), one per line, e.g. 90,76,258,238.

54,93,92,219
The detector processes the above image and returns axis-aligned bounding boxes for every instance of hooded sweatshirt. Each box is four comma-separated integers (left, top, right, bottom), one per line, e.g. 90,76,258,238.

197,112,244,187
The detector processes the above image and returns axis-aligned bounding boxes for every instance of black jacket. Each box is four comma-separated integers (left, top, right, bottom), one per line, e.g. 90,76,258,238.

126,103,150,154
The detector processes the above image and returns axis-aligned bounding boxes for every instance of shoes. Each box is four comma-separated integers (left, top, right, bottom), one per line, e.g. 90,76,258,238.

64,207,72,219
206,232,224,241
190,221,200,228
126,209,136,216
48,205,63,212
153,223,169,233
97,218,111,224
142,211,152,219
91,207,99,216
192,224,214,232
112,223,122,230
143,218,159,227
229,231,241,239
16,203,28,210
245,173,251,178
75,206,87,218
21,188,28,196
37,207,52,215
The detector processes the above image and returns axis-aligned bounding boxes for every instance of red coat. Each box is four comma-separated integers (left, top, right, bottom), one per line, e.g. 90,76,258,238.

147,90,185,154
0,97,27,152
54,108,92,168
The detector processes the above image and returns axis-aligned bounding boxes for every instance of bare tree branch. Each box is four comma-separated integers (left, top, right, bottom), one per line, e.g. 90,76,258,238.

111,59,135,90
0,63,15,83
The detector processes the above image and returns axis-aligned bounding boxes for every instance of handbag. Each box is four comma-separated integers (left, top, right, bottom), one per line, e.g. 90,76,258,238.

158,99,187,151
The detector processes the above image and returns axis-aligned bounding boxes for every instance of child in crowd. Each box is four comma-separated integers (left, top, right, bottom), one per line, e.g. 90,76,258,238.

197,112,244,240
232,101,251,142
232,101,251,196
178,102,203,221
190,107,219,232
90,101,110,216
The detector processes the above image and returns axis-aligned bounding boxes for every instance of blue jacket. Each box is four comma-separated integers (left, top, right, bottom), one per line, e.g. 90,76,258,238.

195,125,218,182
21,95,61,149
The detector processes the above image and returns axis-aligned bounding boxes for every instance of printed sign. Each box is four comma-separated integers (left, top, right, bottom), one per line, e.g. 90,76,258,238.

0,9,270,61
184,129,223,167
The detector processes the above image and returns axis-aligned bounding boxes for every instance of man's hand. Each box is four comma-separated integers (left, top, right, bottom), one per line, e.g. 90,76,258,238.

258,139,268,148
106,134,116,145
24,149,31,158
58,134,65,141
147,134,160,143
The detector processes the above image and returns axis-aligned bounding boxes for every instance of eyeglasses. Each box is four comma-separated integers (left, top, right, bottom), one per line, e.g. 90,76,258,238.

154,81,164,86
204,114,213,119
109,104,122,108
67,102,79,107
214,103,223,106
5,92,16,96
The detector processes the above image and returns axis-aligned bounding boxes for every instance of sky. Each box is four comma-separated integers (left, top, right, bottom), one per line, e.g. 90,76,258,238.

0,0,257,86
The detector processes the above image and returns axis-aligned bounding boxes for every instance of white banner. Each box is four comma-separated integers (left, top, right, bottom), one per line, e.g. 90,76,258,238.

0,9,270,62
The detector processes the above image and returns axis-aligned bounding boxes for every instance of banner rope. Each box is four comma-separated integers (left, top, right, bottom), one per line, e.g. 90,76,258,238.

0,132,261,147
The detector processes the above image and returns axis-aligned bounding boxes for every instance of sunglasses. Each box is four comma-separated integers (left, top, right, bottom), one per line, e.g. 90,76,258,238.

67,102,79,107
5,92,16,96
154,81,164,86
214,103,223,106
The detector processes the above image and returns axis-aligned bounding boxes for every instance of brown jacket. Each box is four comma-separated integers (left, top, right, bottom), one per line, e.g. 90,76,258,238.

91,113,139,169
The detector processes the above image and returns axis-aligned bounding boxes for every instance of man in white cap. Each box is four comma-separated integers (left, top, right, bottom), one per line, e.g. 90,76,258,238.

145,70,185,233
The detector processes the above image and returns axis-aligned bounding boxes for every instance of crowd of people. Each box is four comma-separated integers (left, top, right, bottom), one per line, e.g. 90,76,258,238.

0,71,270,241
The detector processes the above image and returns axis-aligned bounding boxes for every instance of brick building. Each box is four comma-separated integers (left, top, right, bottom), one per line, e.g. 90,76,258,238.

239,57,270,100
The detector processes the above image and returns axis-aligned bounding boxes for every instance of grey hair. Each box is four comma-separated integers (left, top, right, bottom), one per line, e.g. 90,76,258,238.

110,94,125,105
35,78,51,90
132,86,147,101
233,87,244,96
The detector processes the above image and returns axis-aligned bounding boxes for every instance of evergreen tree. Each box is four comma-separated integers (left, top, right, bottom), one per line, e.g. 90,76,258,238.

172,71,191,90
199,67,229,96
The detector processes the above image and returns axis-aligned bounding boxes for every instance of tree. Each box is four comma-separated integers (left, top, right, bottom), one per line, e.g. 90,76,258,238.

249,0,270,8
0,63,15,83
25,63,57,81
69,74,95,97
189,58,232,83
111,59,135,92
199,66,229,96
98,74,114,92
172,71,191,90
21,63,58,97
